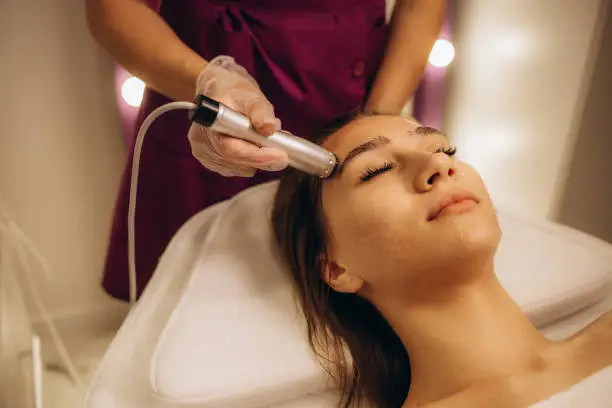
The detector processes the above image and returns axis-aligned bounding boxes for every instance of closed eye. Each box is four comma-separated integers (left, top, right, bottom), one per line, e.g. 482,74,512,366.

360,162,394,183
436,145,457,156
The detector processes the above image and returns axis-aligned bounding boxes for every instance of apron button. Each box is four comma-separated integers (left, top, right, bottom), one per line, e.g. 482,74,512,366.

352,61,366,77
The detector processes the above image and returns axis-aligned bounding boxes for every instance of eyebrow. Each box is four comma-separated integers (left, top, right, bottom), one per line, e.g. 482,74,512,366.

334,125,447,176
413,126,447,138
336,135,391,175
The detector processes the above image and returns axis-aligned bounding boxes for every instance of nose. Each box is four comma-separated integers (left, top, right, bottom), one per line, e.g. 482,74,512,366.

414,154,456,192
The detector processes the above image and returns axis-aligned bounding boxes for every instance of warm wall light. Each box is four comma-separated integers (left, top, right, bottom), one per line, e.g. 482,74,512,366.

121,76,145,108
429,39,455,68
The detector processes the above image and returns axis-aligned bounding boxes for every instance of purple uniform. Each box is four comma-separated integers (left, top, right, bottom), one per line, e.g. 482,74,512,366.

103,0,389,300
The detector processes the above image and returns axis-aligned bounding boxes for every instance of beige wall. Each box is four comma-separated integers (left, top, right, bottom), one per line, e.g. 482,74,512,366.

446,0,606,219
557,6,612,243
0,1,126,319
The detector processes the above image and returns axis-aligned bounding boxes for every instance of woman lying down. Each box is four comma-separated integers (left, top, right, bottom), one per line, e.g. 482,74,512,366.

271,113,612,408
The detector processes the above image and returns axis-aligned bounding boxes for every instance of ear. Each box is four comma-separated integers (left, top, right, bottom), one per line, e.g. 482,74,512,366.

321,259,363,294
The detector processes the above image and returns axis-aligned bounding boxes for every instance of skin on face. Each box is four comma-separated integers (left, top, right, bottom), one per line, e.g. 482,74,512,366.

320,115,501,303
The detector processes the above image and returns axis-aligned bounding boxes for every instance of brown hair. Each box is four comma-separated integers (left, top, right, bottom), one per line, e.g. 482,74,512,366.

271,112,411,408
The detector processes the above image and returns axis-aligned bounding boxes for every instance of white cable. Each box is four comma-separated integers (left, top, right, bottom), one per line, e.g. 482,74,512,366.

0,101,198,391
128,101,196,305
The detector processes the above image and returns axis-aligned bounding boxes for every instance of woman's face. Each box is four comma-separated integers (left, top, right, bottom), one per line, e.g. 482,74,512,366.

321,115,501,299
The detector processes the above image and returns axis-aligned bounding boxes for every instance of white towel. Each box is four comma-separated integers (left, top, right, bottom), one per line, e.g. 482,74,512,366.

530,365,612,407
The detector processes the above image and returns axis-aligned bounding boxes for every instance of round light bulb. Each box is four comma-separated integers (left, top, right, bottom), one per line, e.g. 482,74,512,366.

121,76,145,108
429,39,455,68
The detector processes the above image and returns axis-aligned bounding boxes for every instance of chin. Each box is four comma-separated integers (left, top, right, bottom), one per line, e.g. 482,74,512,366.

454,212,501,260
432,203,500,255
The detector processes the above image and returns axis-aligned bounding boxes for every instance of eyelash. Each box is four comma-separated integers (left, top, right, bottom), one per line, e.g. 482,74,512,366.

360,162,394,182
436,145,457,156
358,145,457,182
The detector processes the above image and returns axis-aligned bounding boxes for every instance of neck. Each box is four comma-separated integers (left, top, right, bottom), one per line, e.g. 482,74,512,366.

374,263,552,406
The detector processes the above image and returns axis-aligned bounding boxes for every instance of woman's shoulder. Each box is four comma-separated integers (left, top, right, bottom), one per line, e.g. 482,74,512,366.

565,310,612,369
574,309,612,345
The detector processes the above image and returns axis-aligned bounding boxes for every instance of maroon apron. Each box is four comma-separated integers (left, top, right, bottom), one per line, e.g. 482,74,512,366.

103,0,389,300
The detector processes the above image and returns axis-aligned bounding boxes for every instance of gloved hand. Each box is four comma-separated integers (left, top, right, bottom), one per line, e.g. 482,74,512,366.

187,56,289,177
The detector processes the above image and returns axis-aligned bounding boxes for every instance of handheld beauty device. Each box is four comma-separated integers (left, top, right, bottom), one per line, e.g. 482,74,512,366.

127,95,338,305
189,95,338,179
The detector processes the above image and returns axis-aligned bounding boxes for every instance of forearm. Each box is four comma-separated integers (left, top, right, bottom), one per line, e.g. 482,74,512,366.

86,0,207,101
365,0,446,114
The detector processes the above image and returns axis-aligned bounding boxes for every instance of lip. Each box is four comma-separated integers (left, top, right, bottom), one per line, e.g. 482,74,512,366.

427,189,480,221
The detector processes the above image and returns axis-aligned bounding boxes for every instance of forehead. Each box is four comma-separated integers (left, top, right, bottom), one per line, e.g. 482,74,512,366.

322,115,422,158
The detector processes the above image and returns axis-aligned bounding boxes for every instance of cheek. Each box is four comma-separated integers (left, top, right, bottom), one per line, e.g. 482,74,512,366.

325,188,423,269
457,163,491,201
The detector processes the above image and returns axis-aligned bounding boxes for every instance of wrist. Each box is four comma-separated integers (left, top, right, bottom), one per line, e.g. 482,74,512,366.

363,81,409,115
179,55,206,101
362,99,405,116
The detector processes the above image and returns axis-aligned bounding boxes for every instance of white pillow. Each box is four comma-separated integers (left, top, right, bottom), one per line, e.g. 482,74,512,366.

150,182,612,407
495,211,612,326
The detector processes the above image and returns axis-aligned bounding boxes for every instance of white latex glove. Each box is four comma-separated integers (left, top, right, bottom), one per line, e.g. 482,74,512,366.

187,56,289,177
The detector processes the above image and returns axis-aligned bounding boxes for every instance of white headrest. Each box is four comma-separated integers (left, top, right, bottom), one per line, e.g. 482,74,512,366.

150,181,612,406
496,212,612,326
150,182,329,407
